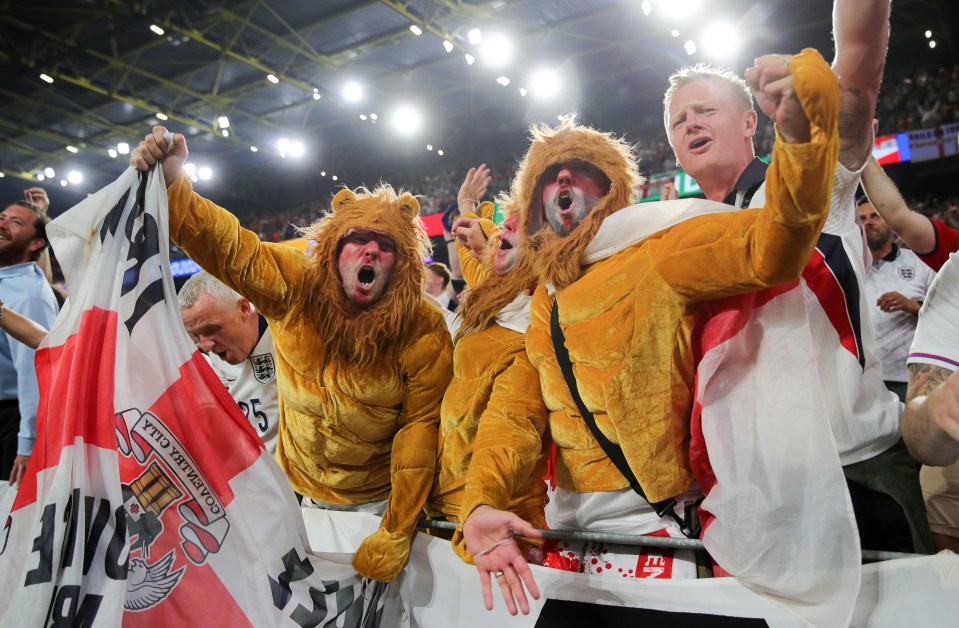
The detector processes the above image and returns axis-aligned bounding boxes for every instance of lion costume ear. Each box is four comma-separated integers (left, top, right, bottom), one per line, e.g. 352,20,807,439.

396,193,420,216
332,189,356,213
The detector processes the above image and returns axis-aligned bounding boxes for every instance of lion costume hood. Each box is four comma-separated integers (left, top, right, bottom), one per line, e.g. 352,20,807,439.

299,185,430,367
514,115,643,288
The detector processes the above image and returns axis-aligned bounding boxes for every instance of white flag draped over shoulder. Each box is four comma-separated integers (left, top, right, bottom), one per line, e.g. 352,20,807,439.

0,168,384,627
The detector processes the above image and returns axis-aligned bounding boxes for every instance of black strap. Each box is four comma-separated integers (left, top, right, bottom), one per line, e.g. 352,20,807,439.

550,299,699,538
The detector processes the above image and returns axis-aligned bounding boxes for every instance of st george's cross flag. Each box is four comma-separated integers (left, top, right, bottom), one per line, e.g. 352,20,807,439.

0,167,386,627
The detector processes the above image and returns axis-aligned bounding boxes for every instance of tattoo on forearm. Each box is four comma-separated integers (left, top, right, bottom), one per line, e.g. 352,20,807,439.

907,362,952,403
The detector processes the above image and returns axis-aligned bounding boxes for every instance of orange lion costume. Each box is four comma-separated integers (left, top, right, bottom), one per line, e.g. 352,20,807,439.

167,178,453,581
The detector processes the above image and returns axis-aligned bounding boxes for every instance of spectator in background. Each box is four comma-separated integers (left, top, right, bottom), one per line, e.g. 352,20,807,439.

862,155,959,271
0,200,59,488
858,199,936,401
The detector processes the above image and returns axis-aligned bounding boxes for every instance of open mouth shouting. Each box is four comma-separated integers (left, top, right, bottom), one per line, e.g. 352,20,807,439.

558,191,573,211
687,136,712,153
337,228,398,307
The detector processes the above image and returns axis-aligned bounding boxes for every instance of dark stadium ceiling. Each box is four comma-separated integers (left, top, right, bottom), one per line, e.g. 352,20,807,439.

0,0,954,216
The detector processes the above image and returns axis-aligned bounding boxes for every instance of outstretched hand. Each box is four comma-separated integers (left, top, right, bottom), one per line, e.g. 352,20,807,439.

462,505,542,616
745,54,811,144
130,126,190,188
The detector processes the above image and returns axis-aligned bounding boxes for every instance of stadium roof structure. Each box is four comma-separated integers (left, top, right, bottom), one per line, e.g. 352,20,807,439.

0,0,954,215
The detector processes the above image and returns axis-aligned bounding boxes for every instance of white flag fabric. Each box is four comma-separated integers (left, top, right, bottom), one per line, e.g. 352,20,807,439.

690,283,861,626
0,168,389,627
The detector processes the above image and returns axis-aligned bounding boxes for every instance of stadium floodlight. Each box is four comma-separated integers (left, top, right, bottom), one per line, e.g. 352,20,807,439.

117,142,130,154
60,180,67,187
66,146,78,153
217,116,230,129
221,129,229,137
392,106,422,135
410,25,422,36
321,171,326,176
641,0,652,16
37,173,45,182
465,53,475,66
289,141,305,157
929,40,936,48
332,175,338,181
925,30,932,38
44,167,55,177
342,81,364,103
671,29,680,37
370,113,378,121
150,24,165,36
360,114,368,121
184,163,197,177
437,149,444,156
684,39,697,56
108,148,118,158
497,76,511,86
443,40,454,53
198,166,212,181
40,73,54,84
468,28,482,45
700,22,740,61
313,90,321,101
519,87,528,97
427,144,433,150
250,146,258,152
481,33,513,67
68,170,83,184
156,112,169,120
530,69,560,99
267,74,279,84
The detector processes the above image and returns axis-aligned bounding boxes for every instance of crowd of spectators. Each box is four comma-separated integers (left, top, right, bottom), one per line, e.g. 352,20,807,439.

173,62,958,248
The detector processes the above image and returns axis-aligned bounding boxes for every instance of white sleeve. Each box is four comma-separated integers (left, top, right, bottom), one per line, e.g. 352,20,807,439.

908,252,959,372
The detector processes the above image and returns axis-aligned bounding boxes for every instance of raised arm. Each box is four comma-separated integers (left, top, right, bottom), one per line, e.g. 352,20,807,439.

832,0,890,169
862,156,936,254
131,126,307,317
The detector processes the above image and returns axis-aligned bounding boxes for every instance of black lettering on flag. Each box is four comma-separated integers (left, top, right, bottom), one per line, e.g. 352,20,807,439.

59,489,80,571
270,547,315,610
104,504,128,580
45,585,103,628
98,187,133,244
25,503,55,586
80,495,111,576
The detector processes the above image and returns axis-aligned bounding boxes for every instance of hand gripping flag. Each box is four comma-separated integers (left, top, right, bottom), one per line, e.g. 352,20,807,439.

0,167,385,627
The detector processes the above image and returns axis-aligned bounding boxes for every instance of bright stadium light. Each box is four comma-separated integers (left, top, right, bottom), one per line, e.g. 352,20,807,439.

267,74,279,84
67,170,83,184
481,33,513,67
496,76,511,86
410,25,422,36
930,40,937,48
117,142,130,154
184,163,197,177
44,167,55,177
66,146,78,153
465,53,475,66
250,146,258,152
467,28,482,45
217,115,230,129
342,81,364,103
684,39,697,56
37,173,45,181
700,21,740,60
197,166,212,181
925,30,932,38
519,87,527,97
60,180,67,187
641,0,652,16
108,148,118,158
332,175,338,181
392,106,422,135
289,141,305,157
40,73,54,84
443,40,454,53
150,24,165,36
156,112,169,121
530,69,560,99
